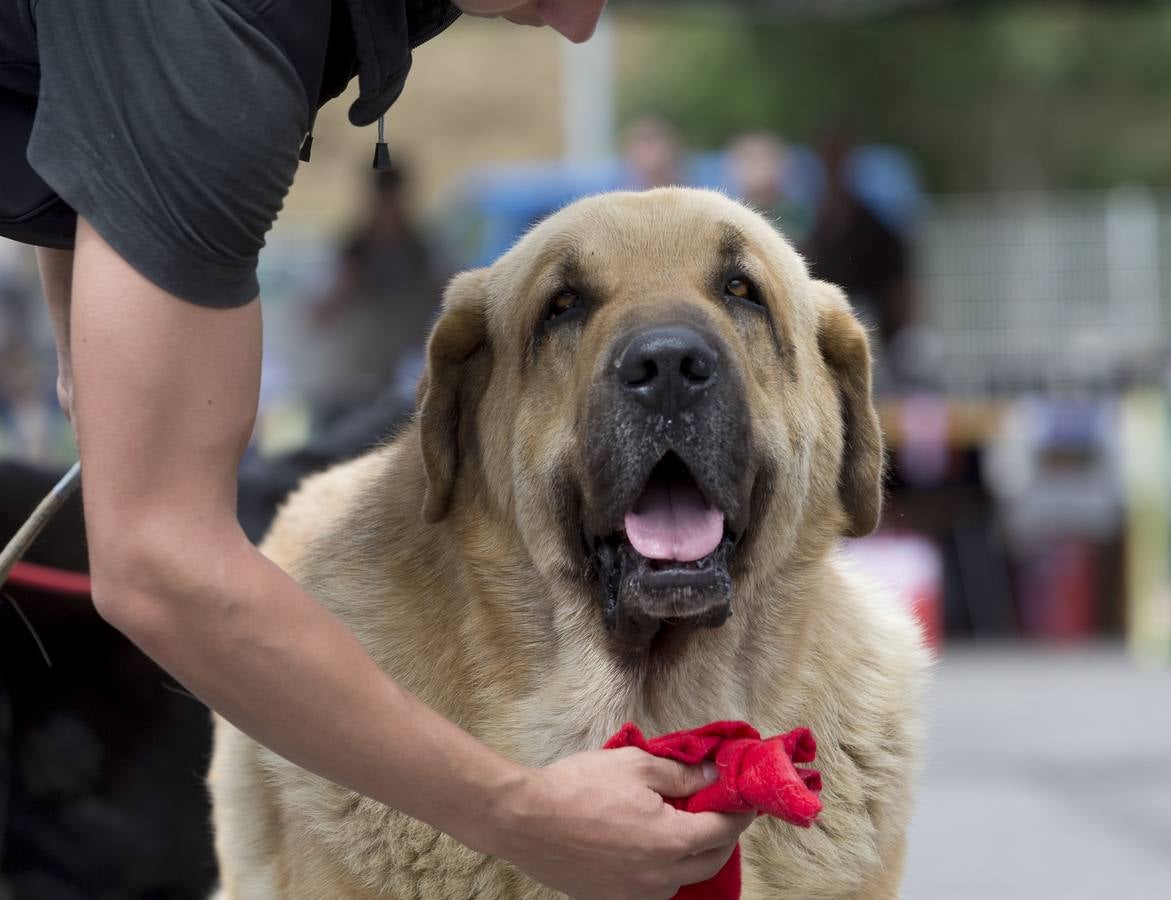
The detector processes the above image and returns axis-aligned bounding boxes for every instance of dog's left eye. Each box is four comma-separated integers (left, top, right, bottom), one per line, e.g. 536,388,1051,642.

724,276,762,306
545,289,583,322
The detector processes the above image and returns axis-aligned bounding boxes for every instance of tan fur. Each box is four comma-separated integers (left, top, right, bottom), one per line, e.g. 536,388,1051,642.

207,188,928,899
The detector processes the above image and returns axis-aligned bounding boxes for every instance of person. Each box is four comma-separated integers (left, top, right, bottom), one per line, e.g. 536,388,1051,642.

621,115,686,189
302,164,449,426
0,1,752,897
801,131,913,354
726,131,813,243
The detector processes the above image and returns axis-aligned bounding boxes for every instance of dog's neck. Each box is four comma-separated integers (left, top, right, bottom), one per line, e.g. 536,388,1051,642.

450,517,826,766
390,438,827,763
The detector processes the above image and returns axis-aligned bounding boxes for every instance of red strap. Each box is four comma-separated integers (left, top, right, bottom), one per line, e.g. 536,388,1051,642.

4,561,92,597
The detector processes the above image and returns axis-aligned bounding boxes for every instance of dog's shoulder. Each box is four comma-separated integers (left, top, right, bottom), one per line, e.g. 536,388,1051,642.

259,443,402,578
742,557,929,897
825,555,930,696
755,550,930,787
804,553,930,759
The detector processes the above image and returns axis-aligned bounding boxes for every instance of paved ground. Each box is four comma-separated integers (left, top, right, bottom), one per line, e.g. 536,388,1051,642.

903,644,1171,899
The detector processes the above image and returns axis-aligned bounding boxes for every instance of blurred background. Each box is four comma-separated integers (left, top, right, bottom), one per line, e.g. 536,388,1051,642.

2,0,1170,897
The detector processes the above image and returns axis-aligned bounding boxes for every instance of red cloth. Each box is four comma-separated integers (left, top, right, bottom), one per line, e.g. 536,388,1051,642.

604,721,823,900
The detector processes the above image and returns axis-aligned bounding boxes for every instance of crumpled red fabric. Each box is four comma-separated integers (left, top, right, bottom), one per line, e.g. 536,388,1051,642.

603,721,823,900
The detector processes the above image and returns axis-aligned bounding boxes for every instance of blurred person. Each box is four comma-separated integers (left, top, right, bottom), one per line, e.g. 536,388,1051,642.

622,115,686,189
303,164,448,426
506,116,686,257
802,131,913,363
0,355,54,460
0,2,753,899
0,254,61,459
726,131,813,242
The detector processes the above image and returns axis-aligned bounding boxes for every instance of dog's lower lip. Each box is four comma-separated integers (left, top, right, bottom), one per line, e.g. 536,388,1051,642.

590,530,736,649
591,530,736,595
637,562,724,590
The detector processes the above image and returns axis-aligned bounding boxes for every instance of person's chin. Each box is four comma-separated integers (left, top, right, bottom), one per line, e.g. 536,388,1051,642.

536,1,603,43
503,9,545,27
455,1,536,20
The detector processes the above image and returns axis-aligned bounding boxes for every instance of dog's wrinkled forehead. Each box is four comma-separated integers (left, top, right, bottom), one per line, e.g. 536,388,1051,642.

480,188,812,335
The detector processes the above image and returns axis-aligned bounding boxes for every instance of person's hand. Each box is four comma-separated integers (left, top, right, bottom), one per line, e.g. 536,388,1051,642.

491,747,755,900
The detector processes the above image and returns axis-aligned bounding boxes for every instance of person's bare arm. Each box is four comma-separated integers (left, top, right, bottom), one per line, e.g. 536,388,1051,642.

63,218,749,900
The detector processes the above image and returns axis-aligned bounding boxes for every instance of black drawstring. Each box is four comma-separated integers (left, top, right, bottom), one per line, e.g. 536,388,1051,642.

299,110,317,163
373,114,391,170
300,115,390,169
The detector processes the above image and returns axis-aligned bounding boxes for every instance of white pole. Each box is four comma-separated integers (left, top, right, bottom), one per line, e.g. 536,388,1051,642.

560,14,615,163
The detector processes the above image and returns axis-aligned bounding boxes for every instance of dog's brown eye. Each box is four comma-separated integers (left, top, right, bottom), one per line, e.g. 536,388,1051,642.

724,277,755,302
545,289,582,321
723,276,766,310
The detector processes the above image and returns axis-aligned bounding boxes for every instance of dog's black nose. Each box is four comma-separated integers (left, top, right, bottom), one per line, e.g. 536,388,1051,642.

615,326,719,414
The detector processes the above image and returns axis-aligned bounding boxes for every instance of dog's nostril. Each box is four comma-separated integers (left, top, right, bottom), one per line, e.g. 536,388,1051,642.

624,358,658,387
681,353,713,383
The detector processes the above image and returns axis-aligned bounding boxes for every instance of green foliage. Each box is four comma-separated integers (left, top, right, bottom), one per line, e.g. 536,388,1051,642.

618,1,1171,190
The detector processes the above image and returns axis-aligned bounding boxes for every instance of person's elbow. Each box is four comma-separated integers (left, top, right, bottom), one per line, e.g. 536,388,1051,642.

87,521,238,652
88,532,175,645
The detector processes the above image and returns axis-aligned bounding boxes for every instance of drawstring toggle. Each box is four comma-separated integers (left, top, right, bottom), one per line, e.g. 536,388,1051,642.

373,115,391,170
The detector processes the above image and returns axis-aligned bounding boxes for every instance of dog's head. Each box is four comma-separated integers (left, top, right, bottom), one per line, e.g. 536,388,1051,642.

417,188,882,659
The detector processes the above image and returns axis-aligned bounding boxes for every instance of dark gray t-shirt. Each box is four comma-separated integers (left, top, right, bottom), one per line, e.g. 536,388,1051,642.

8,0,329,307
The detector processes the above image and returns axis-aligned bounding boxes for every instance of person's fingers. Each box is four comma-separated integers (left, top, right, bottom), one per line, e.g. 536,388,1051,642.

668,809,757,855
670,843,739,889
637,753,717,799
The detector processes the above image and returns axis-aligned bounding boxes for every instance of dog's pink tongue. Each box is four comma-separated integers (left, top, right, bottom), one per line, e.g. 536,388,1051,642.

624,479,724,562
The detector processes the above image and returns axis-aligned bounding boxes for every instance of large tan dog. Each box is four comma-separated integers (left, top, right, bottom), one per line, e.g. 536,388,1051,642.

207,187,927,899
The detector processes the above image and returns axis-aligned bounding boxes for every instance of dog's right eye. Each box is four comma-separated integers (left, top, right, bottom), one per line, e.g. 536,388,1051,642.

723,276,763,307
545,289,583,323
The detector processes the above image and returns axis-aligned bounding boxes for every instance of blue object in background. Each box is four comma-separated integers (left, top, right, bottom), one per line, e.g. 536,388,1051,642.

441,144,922,268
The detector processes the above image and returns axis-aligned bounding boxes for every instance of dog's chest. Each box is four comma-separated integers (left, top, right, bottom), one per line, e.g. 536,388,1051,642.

493,651,753,767
501,682,634,766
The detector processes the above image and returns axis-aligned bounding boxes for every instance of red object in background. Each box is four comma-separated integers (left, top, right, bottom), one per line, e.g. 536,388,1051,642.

1018,539,1099,640
604,721,823,900
4,560,92,596
912,578,944,652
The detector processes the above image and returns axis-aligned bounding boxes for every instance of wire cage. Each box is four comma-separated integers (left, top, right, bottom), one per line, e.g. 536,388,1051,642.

914,187,1171,397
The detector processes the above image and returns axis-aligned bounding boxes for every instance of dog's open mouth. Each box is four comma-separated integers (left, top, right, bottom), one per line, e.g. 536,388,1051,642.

592,452,736,655
625,452,725,565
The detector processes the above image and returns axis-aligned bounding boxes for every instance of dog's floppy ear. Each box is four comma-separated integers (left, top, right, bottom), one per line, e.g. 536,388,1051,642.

814,281,884,537
417,268,490,523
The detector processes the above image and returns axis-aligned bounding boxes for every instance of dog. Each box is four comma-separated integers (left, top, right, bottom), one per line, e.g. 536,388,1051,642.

207,187,927,899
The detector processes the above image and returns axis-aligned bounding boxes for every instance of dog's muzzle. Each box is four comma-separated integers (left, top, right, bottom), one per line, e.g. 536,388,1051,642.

582,320,751,656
